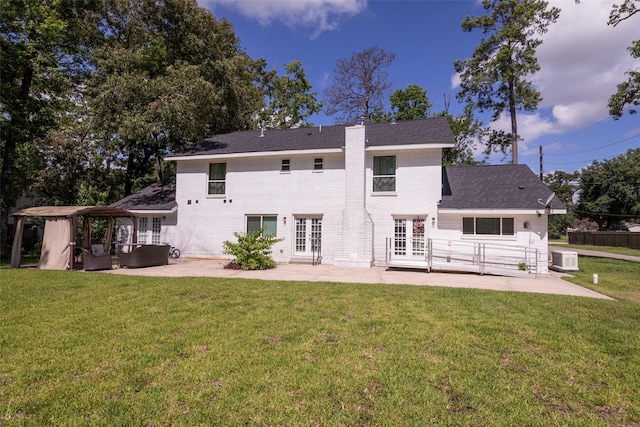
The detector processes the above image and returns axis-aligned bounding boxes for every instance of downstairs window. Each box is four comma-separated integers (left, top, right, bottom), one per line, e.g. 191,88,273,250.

247,215,277,236
463,217,514,236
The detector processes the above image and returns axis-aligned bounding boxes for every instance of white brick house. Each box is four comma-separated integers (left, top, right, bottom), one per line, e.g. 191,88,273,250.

113,118,565,274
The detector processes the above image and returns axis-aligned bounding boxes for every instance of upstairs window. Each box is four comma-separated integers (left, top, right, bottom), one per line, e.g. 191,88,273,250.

281,159,290,172
208,163,226,195
314,158,323,171
373,155,396,192
463,217,515,236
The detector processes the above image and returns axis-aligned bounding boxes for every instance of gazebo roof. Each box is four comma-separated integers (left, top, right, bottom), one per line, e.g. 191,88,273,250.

12,206,136,218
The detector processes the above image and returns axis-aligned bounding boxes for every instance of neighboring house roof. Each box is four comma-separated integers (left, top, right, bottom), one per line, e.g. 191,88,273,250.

440,164,567,212
625,223,640,232
166,117,455,159
110,177,177,212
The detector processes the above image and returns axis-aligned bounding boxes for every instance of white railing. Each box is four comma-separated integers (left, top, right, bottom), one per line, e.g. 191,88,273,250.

386,238,539,277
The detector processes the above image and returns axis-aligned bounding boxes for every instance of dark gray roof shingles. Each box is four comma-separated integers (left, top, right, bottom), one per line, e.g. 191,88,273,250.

440,164,566,210
110,177,177,211
168,117,454,157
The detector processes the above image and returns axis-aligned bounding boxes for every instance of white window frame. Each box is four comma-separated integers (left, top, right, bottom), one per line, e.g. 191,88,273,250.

313,157,323,172
373,155,396,193
462,217,515,236
138,217,148,244
281,159,291,173
138,217,162,244
246,215,278,236
208,162,226,196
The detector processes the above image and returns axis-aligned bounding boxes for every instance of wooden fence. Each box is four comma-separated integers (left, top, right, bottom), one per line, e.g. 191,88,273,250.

568,232,640,250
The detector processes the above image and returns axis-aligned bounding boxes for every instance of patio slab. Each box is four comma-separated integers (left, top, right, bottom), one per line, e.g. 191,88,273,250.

99,259,614,300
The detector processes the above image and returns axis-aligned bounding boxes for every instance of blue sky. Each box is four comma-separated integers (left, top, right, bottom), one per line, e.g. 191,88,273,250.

197,0,639,175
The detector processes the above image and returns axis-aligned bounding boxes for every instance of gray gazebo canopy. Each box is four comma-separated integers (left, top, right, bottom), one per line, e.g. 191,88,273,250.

11,206,137,270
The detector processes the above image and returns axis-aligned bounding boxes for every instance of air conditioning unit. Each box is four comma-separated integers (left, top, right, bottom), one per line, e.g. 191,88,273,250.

551,250,579,271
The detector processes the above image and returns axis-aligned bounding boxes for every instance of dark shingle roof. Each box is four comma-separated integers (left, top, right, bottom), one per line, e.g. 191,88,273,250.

167,117,454,158
440,165,566,210
110,177,176,211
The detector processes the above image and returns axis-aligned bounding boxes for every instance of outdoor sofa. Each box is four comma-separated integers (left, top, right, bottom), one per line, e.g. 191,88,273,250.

82,244,113,271
119,244,170,268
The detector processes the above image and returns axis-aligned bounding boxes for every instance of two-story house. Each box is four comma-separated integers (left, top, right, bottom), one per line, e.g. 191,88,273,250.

113,117,565,274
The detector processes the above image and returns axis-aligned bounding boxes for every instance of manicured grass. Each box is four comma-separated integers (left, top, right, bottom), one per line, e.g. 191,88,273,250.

549,243,640,257
562,256,640,304
1,269,639,426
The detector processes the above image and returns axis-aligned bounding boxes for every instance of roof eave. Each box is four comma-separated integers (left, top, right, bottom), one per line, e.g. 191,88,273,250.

438,208,567,215
165,147,343,161
366,142,455,151
127,206,178,215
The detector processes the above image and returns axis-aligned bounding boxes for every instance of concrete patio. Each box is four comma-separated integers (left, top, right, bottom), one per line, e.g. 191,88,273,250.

100,258,614,300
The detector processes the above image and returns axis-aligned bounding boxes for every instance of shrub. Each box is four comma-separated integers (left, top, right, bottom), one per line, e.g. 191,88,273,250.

222,228,283,270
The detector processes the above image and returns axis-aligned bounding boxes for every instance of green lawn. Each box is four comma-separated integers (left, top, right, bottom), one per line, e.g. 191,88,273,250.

1,267,639,426
549,242,640,258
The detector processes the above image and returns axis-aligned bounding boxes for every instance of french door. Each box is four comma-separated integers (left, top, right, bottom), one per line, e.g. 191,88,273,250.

294,216,322,257
394,217,427,259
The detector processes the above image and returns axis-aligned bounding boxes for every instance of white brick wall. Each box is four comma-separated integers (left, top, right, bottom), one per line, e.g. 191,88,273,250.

334,125,374,267
164,125,552,273
366,148,443,265
435,212,550,273
172,152,346,262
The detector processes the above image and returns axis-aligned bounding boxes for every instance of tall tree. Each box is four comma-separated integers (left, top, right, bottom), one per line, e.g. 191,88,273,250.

258,60,322,129
575,148,640,230
454,0,560,164
324,46,395,124
607,0,639,118
0,0,99,255
88,0,264,196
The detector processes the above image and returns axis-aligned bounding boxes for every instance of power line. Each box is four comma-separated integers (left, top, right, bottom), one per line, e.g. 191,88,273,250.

541,117,609,149
545,134,639,157
573,210,640,218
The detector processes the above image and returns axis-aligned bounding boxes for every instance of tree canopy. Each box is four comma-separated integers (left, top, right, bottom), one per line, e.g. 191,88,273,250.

323,46,395,124
607,0,639,118
454,0,560,164
0,0,324,256
258,60,322,129
371,84,433,122
544,170,579,236
575,148,640,230
0,0,101,253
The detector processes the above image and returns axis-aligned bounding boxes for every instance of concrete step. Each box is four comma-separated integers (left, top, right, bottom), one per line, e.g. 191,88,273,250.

289,257,317,265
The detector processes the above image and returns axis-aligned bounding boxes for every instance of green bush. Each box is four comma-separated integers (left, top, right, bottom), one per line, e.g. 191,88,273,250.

223,228,283,270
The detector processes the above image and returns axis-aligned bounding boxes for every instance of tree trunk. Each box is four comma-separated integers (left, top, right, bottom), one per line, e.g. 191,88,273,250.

0,55,35,258
508,75,518,165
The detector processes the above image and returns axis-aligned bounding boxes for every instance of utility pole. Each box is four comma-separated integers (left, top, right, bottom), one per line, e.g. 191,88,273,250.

539,145,543,181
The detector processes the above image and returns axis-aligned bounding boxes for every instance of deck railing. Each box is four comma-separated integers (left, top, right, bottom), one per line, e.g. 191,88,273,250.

311,237,322,266
386,238,539,277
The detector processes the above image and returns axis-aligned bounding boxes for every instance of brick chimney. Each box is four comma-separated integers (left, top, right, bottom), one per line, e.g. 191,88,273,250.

334,124,374,267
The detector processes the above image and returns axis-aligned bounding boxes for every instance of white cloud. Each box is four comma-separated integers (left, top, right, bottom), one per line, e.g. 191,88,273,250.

198,0,367,37
523,0,638,138
453,1,638,146
535,1,636,108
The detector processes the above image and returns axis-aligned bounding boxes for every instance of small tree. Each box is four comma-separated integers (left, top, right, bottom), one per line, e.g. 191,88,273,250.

223,228,283,270
323,46,395,124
